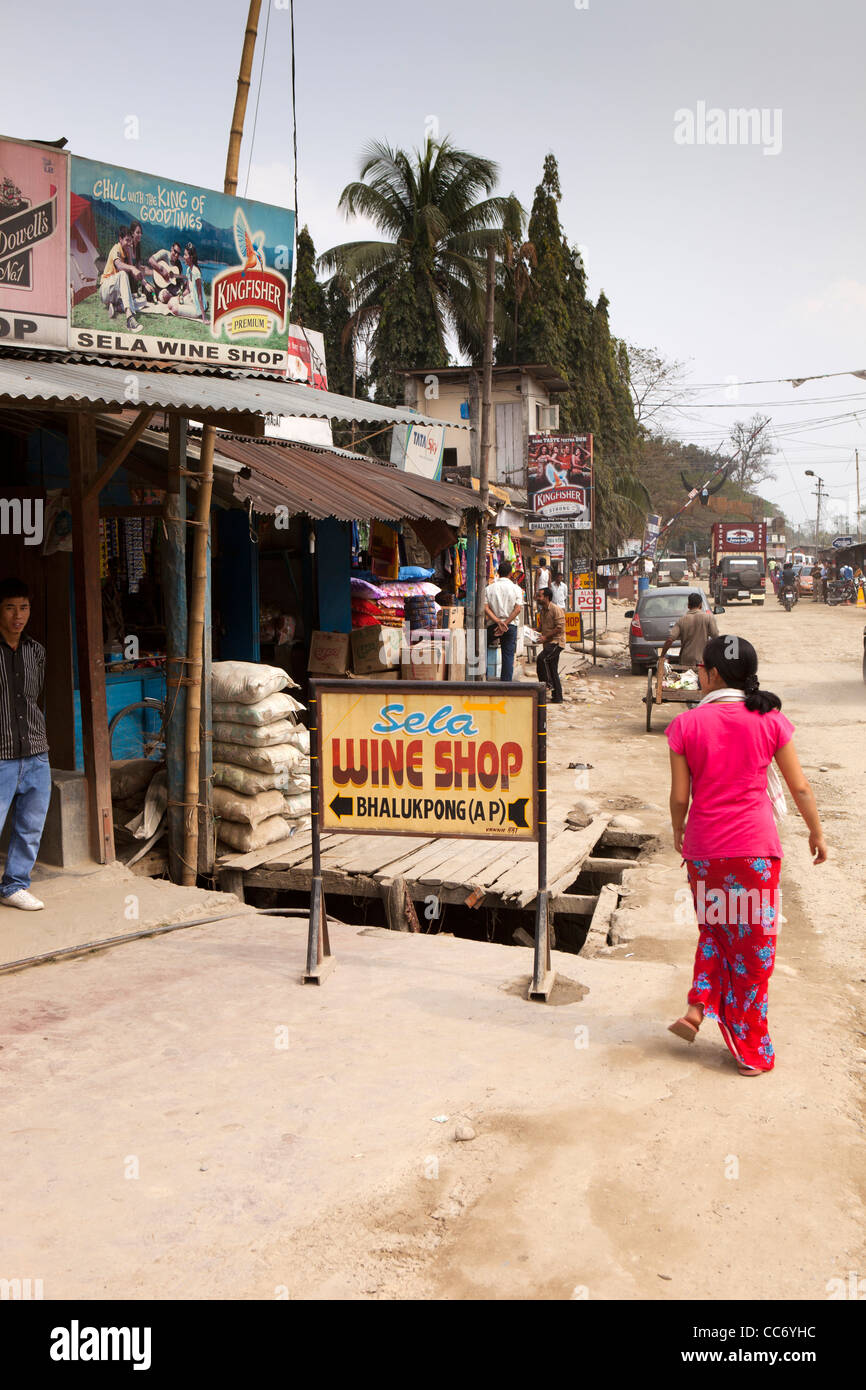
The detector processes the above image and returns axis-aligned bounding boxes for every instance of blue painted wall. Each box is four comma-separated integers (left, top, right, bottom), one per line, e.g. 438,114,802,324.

215,508,260,660
315,518,352,633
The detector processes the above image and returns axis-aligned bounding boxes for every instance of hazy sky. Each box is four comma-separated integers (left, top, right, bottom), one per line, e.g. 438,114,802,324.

3,0,865,530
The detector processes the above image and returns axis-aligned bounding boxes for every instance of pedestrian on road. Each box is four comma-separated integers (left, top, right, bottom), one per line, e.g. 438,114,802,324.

483,560,524,681
660,592,718,667
666,635,827,1075
0,578,52,911
536,587,565,704
550,568,568,608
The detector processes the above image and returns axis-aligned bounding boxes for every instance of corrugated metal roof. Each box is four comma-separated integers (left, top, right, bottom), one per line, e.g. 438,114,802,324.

0,355,470,429
217,435,480,523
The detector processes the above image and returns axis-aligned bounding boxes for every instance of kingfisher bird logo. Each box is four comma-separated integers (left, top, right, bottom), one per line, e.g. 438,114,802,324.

211,207,288,339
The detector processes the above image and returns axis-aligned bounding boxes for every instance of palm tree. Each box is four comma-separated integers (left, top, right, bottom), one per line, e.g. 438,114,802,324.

318,137,521,381
503,233,537,364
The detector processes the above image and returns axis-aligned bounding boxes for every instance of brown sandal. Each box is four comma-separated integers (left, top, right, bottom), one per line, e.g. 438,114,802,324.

668,1017,700,1043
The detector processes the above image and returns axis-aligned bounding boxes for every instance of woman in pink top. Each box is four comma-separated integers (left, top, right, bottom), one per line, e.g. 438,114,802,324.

666,635,827,1075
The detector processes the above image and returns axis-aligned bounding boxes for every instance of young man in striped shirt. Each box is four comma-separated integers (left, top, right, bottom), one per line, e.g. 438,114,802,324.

0,578,51,910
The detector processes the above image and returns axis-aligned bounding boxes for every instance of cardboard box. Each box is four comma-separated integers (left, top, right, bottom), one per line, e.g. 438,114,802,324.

350,624,404,674
347,668,400,681
402,634,448,681
438,604,465,630
308,631,350,675
444,626,467,680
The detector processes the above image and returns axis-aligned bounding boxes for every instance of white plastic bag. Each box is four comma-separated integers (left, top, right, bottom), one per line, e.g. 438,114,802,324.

213,785,286,826
214,761,302,795
212,719,299,747
211,660,298,703
213,692,305,726
217,814,292,852
212,741,306,773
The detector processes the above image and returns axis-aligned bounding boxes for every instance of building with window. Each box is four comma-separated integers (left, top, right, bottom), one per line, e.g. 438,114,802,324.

398,364,570,488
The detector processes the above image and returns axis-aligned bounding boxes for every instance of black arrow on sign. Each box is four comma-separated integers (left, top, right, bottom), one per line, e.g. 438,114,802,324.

329,794,354,819
507,797,530,829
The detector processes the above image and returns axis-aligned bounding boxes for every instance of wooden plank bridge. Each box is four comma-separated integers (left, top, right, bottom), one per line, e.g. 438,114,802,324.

215,803,648,935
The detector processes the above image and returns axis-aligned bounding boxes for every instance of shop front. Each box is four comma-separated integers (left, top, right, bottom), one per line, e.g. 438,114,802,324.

0,355,468,881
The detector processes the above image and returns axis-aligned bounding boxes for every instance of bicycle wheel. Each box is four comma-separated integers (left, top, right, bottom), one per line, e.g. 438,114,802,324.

109,698,166,760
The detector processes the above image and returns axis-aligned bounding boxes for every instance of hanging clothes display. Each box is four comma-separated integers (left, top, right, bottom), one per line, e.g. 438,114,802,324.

125,517,146,594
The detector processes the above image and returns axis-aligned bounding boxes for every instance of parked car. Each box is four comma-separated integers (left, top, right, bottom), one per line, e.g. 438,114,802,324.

655,556,690,587
624,586,725,675
793,564,814,596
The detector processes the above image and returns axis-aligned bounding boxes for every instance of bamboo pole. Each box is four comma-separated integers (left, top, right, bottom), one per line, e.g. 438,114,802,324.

224,0,263,198
180,427,215,884
180,0,261,882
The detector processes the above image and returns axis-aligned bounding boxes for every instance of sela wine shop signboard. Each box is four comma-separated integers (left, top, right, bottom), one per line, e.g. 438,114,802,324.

68,155,295,374
315,682,539,841
0,137,69,348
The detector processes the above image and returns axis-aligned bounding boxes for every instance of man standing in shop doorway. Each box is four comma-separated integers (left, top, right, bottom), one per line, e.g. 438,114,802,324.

0,578,51,910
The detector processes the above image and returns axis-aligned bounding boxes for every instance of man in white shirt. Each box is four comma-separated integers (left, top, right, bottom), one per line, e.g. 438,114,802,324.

534,556,551,599
484,560,524,681
550,567,568,608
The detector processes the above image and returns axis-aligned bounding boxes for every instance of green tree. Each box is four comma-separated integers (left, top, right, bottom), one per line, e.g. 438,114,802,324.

499,154,570,370
291,225,327,329
319,136,520,402
500,153,644,547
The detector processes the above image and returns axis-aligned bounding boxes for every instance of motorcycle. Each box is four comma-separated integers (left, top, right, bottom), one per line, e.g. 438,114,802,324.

826,579,855,606
780,584,797,612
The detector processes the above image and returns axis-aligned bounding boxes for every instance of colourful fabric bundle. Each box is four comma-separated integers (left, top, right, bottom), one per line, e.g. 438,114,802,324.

350,577,386,600
376,580,441,598
404,595,437,630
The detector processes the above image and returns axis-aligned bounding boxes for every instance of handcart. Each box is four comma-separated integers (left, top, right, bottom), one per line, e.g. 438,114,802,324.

643,657,699,731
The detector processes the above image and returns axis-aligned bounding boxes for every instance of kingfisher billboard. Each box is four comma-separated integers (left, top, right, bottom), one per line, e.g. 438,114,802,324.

68,155,295,374
528,433,593,529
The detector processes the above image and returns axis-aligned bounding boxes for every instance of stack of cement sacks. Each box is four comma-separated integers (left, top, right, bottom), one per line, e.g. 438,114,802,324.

211,661,311,853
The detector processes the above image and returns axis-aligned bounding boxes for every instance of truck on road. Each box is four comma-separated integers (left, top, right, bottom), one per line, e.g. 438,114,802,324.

710,522,767,605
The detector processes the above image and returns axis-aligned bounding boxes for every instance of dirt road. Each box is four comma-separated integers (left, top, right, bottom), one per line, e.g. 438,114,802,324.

1,594,864,1301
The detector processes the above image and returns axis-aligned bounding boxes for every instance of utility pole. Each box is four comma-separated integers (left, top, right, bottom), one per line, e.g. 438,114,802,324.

857,449,861,544
805,470,824,554
180,0,262,882
474,244,496,678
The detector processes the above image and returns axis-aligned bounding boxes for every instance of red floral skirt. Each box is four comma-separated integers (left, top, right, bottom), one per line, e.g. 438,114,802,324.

685,856,781,1072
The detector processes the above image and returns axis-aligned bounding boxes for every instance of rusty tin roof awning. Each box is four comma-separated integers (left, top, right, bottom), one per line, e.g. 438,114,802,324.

216,435,482,524
0,355,470,431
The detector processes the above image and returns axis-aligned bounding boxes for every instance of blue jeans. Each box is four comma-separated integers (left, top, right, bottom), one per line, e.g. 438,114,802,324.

499,623,518,681
0,754,52,896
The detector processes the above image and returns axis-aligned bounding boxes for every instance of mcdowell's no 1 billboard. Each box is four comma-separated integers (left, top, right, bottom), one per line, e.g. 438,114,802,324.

0,137,69,348
69,156,294,374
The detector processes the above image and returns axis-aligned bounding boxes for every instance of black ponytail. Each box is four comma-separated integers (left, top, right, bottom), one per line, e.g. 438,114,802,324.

702,635,781,714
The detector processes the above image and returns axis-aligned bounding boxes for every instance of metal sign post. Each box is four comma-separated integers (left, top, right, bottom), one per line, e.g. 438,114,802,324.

304,684,334,984
529,690,553,1000
304,680,552,1000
